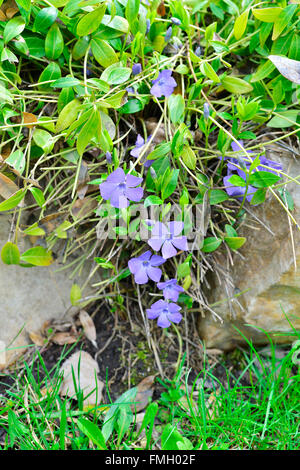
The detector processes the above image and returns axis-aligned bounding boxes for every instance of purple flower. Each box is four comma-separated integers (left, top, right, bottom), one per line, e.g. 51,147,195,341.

146,300,182,328
157,279,184,302
130,134,154,168
128,250,165,284
132,63,142,75
203,102,210,119
165,26,172,42
171,17,181,26
148,221,188,259
150,70,177,98
126,86,135,94
223,174,257,202
99,168,143,209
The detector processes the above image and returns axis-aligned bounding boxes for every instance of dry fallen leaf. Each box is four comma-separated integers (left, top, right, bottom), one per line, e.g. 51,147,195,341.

79,310,97,347
132,375,155,412
71,197,97,219
22,112,38,129
59,351,104,406
51,331,78,346
77,160,90,199
28,331,46,347
269,55,300,84
0,172,20,200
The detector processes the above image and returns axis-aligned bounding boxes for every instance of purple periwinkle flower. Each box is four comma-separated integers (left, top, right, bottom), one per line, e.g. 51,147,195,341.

171,17,181,26
203,102,210,119
132,63,142,75
99,168,143,209
157,279,184,302
146,300,182,328
150,70,177,98
128,250,165,284
148,221,188,259
130,134,154,168
165,26,172,42
228,141,282,175
223,174,257,202
126,86,135,94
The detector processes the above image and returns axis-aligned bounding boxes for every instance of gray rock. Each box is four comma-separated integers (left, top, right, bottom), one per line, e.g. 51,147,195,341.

198,144,300,349
0,212,96,368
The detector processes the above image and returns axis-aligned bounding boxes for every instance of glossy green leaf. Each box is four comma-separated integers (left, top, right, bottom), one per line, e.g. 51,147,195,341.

51,76,81,88
221,76,253,94
77,108,102,156
106,67,131,85
3,16,26,44
224,237,246,250
70,283,81,305
91,38,118,68
5,150,25,175
45,23,64,60
20,246,53,266
200,61,220,83
56,98,81,132
0,189,26,211
249,171,280,188
267,110,299,128
234,10,249,40
76,4,107,36
1,242,20,265
181,146,197,170
30,187,45,207
201,237,222,253
252,7,282,23
38,62,61,91
168,94,185,124
33,6,58,33
209,189,229,205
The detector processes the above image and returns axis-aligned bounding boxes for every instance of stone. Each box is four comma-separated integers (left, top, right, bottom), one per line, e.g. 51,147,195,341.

0,212,96,368
198,144,300,349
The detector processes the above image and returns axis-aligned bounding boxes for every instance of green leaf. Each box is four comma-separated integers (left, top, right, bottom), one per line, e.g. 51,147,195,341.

161,424,187,450
72,37,90,60
30,187,45,207
168,94,185,124
45,23,64,60
209,189,229,205
267,110,299,128
250,60,275,82
201,237,222,253
161,169,179,200
119,98,144,114
77,108,101,156
33,6,58,33
181,146,197,170
3,16,26,44
20,246,53,266
23,223,46,237
38,62,61,91
200,62,220,83
51,76,81,89
228,175,246,187
125,0,139,25
250,188,266,205
1,242,20,265
272,5,297,41
70,283,81,305
225,224,238,237
224,237,246,250
17,0,31,10
33,129,54,153
144,195,163,207
77,418,107,450
234,9,249,40
221,76,253,94
0,189,26,211
106,67,131,85
77,4,107,36
5,150,25,175
252,8,283,23
249,170,280,188
146,142,171,161
91,38,118,68
56,98,81,132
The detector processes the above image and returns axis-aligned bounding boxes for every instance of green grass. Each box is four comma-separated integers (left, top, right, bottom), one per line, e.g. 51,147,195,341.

0,340,299,450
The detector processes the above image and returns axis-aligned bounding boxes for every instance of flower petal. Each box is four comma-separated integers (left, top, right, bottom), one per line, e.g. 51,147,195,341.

125,186,144,202
168,221,184,236
134,267,149,284
147,266,162,282
106,168,125,184
162,240,177,259
171,236,188,251
126,173,143,187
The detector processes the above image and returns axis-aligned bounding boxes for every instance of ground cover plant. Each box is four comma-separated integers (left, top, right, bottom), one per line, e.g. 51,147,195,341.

0,0,300,451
